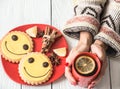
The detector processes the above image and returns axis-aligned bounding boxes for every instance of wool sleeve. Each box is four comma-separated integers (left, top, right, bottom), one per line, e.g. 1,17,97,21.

63,0,107,40
95,0,120,58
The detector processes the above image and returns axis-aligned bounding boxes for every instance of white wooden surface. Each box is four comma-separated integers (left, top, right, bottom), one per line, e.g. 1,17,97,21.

0,0,119,89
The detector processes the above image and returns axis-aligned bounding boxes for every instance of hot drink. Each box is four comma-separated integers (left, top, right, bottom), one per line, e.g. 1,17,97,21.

75,55,97,76
72,52,101,87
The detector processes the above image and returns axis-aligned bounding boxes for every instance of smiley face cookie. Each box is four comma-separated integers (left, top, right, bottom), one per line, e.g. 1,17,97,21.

18,52,53,85
0,31,33,63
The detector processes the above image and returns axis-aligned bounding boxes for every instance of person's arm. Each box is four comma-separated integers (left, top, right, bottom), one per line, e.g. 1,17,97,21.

89,1,120,88
95,0,120,58
88,39,108,89
94,40,108,50
75,31,93,52
64,0,107,86
65,31,93,85
63,0,107,40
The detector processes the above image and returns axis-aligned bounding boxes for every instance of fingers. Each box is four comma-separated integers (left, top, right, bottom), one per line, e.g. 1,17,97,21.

0,40,1,53
66,48,79,66
65,49,78,85
89,43,107,88
93,58,107,82
65,67,77,85
65,48,80,86
88,60,107,88
91,44,106,61
88,82,95,89
65,42,91,86
66,44,90,65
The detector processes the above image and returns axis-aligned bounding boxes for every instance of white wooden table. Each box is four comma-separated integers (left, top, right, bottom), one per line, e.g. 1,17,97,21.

0,0,120,89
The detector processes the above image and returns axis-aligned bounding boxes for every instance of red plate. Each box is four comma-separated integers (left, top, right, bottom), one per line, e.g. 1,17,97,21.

1,24,68,85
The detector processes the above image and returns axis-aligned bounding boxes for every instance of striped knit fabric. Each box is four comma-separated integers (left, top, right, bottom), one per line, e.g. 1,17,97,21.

95,0,120,58
73,0,78,6
115,0,120,2
63,0,107,40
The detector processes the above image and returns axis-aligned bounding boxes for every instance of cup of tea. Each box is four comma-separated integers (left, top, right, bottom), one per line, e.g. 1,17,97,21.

72,52,101,88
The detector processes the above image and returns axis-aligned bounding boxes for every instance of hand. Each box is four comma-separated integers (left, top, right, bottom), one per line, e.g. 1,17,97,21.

88,40,107,89
0,40,1,53
65,31,92,85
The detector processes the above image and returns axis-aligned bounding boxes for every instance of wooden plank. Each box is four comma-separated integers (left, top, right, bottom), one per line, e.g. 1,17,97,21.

21,0,51,25
51,0,111,89
51,0,76,50
0,60,21,89
0,0,51,89
21,0,51,89
110,57,120,89
0,0,21,89
22,84,51,89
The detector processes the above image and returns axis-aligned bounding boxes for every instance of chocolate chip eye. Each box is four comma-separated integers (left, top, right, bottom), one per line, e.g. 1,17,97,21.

11,35,18,41
28,57,34,63
23,44,29,50
43,62,49,67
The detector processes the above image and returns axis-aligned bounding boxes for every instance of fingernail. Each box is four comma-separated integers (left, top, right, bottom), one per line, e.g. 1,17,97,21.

65,62,69,67
71,82,77,86
92,82,95,85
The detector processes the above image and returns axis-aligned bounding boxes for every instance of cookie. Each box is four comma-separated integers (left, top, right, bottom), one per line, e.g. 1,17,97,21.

0,31,33,63
53,47,67,57
26,26,38,38
18,52,53,85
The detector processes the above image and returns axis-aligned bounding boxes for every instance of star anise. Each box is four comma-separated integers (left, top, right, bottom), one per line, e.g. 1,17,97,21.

36,31,44,38
49,53,60,66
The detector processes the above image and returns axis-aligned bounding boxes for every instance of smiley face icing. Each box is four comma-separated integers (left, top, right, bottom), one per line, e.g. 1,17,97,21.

0,31,33,63
18,52,53,85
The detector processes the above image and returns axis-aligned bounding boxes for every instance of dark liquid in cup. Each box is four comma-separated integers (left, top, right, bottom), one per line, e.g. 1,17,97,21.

74,55,98,76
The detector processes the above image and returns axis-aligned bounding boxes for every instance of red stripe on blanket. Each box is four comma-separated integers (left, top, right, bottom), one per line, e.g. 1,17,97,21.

115,0,120,2
100,27,120,44
66,16,100,28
